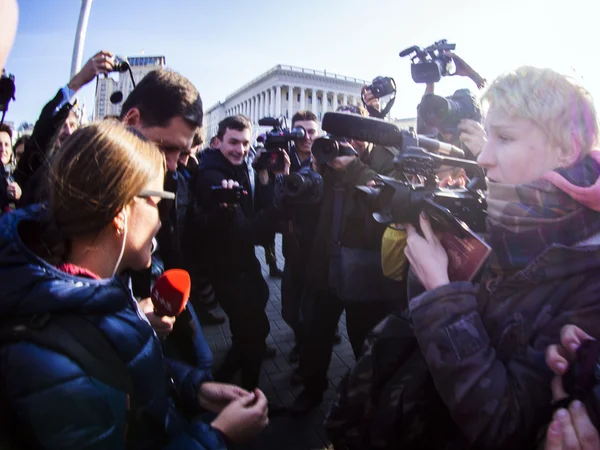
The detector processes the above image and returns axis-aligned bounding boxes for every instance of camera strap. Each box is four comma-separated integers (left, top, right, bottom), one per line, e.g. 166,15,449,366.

362,94,396,119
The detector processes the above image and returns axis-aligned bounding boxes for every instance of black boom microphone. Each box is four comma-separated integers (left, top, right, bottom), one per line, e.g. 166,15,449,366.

321,112,465,158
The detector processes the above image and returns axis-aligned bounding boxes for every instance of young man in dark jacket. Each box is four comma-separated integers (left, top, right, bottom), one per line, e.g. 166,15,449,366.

190,115,289,391
292,105,406,415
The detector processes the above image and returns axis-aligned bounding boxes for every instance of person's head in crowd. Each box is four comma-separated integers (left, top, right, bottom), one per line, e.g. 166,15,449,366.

209,135,219,149
46,121,166,277
336,104,370,159
291,110,319,158
55,109,80,149
0,0,18,72
0,123,13,167
216,115,252,166
479,66,598,185
13,134,28,163
120,69,203,173
179,128,202,166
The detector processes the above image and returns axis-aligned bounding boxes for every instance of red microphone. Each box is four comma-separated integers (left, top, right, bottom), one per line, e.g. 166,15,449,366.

150,269,191,317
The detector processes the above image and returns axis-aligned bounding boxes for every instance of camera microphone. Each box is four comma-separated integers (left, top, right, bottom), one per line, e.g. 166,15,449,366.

321,112,464,158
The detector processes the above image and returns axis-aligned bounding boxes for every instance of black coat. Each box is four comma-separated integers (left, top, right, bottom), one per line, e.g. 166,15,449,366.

15,89,75,206
184,149,280,271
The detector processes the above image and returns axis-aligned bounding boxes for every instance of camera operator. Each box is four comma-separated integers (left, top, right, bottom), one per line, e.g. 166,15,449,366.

14,50,116,205
399,66,600,448
190,114,290,391
291,104,407,415
417,52,487,158
545,325,599,449
278,110,321,361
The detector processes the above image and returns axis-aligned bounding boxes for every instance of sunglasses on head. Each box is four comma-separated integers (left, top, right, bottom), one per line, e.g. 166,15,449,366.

136,189,175,219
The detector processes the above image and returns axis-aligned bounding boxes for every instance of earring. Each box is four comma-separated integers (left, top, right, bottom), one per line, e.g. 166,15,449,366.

117,228,123,236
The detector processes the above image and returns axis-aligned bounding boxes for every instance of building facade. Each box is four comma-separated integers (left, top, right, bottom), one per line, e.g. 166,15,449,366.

204,65,369,140
94,55,166,120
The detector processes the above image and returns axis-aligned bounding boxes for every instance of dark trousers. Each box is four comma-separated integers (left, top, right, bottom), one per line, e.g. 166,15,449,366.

212,263,270,391
299,289,394,394
281,258,307,343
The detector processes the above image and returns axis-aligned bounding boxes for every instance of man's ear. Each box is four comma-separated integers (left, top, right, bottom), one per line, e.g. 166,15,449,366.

122,108,142,128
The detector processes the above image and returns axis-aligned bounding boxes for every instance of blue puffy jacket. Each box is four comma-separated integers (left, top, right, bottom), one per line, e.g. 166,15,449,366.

0,206,226,450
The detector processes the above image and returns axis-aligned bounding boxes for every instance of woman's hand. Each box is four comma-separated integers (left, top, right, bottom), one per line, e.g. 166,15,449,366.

139,297,176,339
545,402,600,450
198,382,250,413
404,213,450,291
545,325,599,449
211,389,269,444
7,181,21,200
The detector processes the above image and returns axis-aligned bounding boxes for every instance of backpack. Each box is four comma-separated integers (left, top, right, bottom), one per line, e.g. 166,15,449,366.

324,310,468,450
0,312,167,449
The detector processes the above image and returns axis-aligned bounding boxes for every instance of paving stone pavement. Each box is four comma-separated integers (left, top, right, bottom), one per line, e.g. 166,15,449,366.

201,234,355,450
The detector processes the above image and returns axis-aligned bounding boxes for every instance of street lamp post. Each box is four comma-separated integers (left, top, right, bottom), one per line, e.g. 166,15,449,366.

70,0,93,79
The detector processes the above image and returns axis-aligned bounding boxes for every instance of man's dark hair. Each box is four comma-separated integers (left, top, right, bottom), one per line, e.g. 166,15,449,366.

120,69,203,128
0,124,13,140
216,115,252,140
292,110,318,127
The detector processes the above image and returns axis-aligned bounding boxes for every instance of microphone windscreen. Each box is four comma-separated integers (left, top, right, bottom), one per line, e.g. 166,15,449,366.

322,112,403,147
150,269,191,317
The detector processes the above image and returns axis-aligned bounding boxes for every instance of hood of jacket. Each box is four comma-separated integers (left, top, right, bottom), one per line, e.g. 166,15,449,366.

0,205,131,318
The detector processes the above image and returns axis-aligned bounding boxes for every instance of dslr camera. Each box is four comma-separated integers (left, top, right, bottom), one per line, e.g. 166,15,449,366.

254,117,305,171
362,76,397,119
365,76,396,99
419,89,482,135
399,39,456,84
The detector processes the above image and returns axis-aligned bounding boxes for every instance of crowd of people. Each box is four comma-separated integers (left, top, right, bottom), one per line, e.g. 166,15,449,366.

0,1,599,448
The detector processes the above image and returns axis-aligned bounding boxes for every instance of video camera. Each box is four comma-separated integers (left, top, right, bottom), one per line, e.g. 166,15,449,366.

283,167,324,205
419,89,482,135
254,117,305,171
0,70,16,125
399,39,456,84
312,135,358,165
211,185,245,205
321,112,487,234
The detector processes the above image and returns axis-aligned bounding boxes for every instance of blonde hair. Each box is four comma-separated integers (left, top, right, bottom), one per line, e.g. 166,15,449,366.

482,66,598,159
49,121,164,243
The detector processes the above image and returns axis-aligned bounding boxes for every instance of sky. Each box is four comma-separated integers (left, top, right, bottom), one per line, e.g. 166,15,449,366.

4,0,599,128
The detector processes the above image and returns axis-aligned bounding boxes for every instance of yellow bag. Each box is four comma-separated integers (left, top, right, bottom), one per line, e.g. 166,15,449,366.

381,226,408,281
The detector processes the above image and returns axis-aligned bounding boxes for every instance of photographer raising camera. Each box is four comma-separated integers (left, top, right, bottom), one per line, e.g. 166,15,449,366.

403,66,600,448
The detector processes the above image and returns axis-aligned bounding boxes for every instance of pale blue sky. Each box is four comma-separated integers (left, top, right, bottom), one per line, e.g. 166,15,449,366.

5,0,598,127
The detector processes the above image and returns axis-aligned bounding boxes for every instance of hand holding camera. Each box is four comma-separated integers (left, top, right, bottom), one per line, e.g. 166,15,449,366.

68,50,116,92
211,179,246,208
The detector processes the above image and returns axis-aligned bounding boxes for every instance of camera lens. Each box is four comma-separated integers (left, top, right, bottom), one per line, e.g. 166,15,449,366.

284,173,305,197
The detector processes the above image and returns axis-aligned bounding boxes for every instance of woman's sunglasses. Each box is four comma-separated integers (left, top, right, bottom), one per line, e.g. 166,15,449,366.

136,189,176,219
